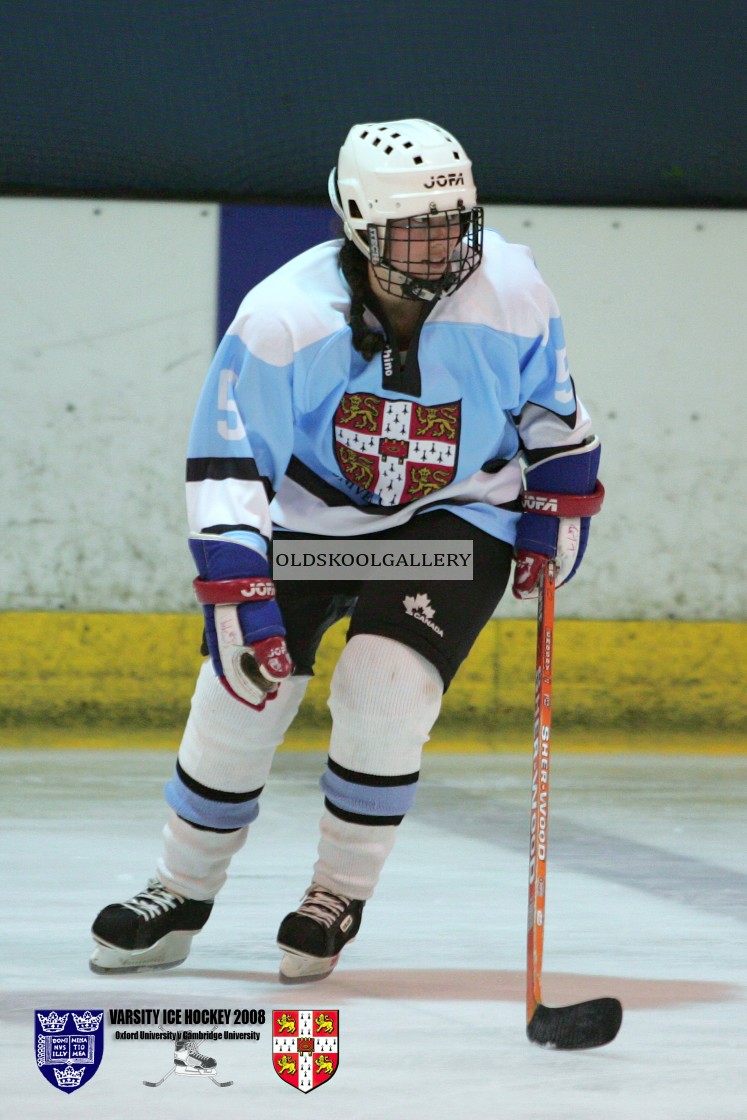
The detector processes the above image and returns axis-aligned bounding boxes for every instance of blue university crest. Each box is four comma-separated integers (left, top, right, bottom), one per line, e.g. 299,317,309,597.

35,1009,104,1093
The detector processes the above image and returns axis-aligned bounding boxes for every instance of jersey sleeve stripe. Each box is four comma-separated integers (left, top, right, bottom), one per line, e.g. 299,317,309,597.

199,523,272,541
187,477,273,539
187,456,263,482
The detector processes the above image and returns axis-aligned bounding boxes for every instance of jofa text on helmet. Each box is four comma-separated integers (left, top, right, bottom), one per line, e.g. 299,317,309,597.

423,172,465,189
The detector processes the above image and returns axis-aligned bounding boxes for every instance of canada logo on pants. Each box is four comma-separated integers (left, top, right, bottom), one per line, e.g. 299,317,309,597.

333,392,461,506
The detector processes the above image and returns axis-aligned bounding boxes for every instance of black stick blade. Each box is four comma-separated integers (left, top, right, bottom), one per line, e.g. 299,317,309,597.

527,998,622,1050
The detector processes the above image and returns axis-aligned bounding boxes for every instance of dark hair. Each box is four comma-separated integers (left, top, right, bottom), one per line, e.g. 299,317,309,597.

338,238,385,361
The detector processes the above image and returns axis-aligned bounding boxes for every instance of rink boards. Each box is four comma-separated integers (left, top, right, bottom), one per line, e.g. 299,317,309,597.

0,612,743,750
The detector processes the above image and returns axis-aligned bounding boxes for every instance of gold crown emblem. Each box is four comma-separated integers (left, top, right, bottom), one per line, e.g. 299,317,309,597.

37,1011,69,1033
53,1065,85,1088
72,1011,102,1032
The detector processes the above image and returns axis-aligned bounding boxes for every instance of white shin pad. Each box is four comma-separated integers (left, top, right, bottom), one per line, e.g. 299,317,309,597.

314,635,443,899
157,660,309,899
157,810,248,901
178,659,310,794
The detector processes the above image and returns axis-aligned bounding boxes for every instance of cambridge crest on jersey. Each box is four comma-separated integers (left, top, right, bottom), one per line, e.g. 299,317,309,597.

272,1010,339,1093
35,1009,104,1093
333,392,461,506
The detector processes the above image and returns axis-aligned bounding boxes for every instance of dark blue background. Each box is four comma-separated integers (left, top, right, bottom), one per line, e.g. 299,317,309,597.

218,204,335,337
3,1,745,206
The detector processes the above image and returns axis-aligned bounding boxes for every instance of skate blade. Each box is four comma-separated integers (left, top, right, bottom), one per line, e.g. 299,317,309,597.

89,931,195,974
278,948,340,984
175,1066,217,1076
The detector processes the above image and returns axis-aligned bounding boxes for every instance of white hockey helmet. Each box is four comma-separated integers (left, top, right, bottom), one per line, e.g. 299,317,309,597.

329,119,484,300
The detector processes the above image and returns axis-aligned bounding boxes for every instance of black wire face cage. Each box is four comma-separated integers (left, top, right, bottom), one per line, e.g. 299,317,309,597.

366,205,484,300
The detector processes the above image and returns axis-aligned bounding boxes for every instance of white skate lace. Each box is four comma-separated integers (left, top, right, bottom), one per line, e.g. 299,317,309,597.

122,880,182,921
182,1040,210,1060
296,884,350,927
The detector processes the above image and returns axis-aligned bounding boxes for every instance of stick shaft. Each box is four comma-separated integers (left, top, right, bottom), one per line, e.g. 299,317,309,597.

526,560,556,1021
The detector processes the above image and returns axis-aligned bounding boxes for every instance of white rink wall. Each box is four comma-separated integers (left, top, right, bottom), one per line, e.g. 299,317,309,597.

0,198,744,620
0,199,218,614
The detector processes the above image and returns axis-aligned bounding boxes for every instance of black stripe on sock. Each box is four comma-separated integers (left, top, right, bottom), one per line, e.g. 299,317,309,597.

177,814,242,835
176,759,263,804
327,756,419,787
324,796,404,827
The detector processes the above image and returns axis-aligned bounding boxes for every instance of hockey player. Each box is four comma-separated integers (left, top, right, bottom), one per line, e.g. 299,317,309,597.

90,119,603,983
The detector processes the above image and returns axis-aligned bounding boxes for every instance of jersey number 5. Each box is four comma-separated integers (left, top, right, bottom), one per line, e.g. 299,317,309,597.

217,369,247,441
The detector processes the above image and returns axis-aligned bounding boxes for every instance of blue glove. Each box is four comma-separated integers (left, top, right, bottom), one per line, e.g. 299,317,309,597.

189,534,293,708
513,441,604,599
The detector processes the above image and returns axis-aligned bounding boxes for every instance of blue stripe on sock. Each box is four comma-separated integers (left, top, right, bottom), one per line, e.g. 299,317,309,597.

164,771,260,829
320,767,418,819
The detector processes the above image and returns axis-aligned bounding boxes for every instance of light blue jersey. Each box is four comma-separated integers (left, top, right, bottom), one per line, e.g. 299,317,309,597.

186,230,594,552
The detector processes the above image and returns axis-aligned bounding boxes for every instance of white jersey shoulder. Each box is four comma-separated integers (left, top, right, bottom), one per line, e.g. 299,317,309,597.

228,240,348,365
436,228,560,341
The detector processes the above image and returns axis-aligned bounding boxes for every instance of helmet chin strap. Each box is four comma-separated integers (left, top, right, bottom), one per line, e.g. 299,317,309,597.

402,269,462,301
372,260,457,303
366,256,443,305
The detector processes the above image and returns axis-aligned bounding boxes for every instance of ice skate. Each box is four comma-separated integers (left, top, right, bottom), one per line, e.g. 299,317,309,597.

277,883,365,983
143,1035,232,1088
89,879,213,973
174,1036,217,1076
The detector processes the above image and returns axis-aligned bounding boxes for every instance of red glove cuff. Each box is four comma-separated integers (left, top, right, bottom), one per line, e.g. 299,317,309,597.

521,479,605,517
193,576,276,605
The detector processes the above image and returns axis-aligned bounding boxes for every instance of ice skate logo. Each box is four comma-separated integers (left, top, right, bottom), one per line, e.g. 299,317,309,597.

143,1034,232,1089
273,1009,339,1093
403,593,444,637
35,1008,104,1094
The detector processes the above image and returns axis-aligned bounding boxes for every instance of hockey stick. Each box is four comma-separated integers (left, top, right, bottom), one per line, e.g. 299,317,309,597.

143,1066,233,1088
526,559,623,1049
143,1066,175,1087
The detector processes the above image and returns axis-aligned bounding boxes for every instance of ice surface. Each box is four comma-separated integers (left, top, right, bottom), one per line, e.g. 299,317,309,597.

2,747,745,1119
